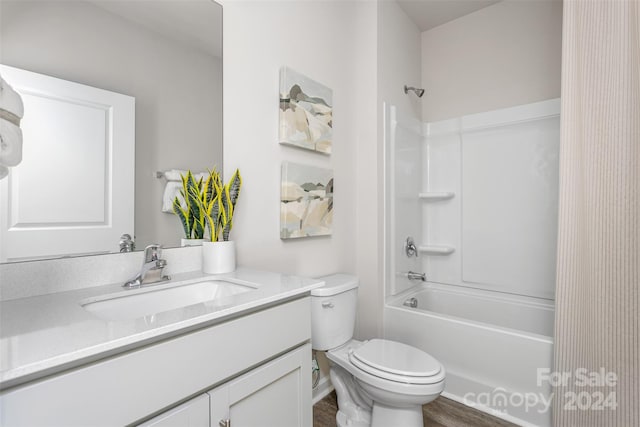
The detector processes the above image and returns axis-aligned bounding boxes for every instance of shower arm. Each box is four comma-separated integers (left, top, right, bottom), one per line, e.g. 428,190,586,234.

403,85,425,98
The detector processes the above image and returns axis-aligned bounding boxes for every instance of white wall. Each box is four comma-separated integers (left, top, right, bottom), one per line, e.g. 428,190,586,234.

221,0,421,344
378,0,423,120
417,0,562,299
222,0,381,396
354,1,382,341
0,1,222,250
222,0,365,278
421,0,563,122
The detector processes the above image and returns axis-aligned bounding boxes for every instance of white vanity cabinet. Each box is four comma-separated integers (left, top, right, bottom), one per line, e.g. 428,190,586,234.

0,297,313,427
209,344,311,427
140,344,311,427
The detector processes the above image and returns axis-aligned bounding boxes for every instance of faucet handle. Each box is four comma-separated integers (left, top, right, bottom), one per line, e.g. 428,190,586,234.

404,237,418,258
144,244,162,263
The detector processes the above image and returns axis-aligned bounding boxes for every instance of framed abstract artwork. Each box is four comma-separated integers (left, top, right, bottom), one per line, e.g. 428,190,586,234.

279,67,333,154
280,162,333,239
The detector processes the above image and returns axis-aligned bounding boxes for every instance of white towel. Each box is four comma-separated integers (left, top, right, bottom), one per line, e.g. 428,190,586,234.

161,169,208,213
0,76,24,178
162,181,183,213
0,119,23,167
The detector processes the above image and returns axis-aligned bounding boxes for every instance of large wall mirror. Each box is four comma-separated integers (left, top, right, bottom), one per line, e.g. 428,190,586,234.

0,0,223,263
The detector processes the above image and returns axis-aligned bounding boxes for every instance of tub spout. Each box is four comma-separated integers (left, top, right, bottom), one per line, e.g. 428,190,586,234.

403,297,418,308
407,271,426,281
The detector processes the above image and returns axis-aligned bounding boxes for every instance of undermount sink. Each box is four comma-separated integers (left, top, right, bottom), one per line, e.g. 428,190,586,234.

81,280,257,321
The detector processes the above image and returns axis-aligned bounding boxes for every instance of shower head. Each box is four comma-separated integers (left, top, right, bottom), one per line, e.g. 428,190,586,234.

404,85,425,98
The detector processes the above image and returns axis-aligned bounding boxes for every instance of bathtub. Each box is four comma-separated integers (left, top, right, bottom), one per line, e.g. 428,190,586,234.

384,283,554,427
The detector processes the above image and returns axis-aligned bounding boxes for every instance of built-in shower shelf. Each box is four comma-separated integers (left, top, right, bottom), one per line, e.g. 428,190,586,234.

418,192,455,201
418,245,455,255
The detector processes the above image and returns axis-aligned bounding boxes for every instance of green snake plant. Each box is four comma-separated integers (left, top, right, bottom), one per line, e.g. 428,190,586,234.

172,170,207,240
193,168,242,242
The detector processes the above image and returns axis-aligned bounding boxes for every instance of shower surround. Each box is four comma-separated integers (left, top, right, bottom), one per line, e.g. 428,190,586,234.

383,100,560,426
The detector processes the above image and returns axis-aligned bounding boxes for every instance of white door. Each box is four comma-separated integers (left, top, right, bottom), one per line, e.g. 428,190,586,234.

0,65,134,262
137,394,209,427
209,344,312,427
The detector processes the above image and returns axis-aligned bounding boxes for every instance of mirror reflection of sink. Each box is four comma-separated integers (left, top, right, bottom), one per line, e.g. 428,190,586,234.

81,280,256,321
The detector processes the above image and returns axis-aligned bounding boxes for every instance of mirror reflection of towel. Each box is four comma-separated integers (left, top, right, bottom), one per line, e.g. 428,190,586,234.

161,169,208,213
162,181,183,213
0,76,25,179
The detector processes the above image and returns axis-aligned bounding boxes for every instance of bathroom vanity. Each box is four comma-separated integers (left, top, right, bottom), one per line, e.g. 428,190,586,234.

0,266,322,426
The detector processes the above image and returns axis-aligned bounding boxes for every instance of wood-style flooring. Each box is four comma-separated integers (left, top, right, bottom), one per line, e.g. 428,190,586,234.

313,391,518,427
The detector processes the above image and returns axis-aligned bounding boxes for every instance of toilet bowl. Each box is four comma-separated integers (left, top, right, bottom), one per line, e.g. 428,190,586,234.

328,339,445,427
312,274,445,427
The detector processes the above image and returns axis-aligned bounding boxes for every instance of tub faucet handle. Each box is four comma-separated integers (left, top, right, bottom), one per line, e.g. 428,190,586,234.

404,237,418,258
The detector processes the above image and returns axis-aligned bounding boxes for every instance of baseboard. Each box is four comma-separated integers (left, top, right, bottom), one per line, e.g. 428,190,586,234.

312,375,334,405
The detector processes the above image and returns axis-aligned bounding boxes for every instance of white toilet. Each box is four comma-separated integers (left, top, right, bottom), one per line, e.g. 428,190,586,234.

311,274,445,427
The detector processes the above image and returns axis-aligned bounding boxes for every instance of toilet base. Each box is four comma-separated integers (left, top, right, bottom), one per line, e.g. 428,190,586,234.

336,410,370,427
371,402,423,427
331,365,372,427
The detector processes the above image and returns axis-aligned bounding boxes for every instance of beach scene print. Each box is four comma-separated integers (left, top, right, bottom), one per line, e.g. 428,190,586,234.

279,67,333,154
280,162,333,239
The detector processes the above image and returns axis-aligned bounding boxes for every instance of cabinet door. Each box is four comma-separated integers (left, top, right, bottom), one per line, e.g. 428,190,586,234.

138,394,209,427
209,343,311,427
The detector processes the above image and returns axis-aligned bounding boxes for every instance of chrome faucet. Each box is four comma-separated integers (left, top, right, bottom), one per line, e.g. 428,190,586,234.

119,234,135,253
123,244,170,288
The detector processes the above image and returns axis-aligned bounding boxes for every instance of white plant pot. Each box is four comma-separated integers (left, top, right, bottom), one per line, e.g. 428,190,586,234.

181,238,204,247
202,241,236,274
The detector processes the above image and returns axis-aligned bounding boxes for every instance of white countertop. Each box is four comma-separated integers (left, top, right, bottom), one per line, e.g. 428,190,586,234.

0,268,324,389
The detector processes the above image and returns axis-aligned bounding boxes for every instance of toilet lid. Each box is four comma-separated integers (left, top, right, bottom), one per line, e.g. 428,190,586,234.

350,339,441,383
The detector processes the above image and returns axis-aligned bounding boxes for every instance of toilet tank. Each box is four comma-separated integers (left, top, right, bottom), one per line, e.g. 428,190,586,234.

311,274,359,351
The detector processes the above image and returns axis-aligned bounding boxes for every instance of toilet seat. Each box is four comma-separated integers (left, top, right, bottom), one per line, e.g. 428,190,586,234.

349,339,443,385
327,339,446,398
